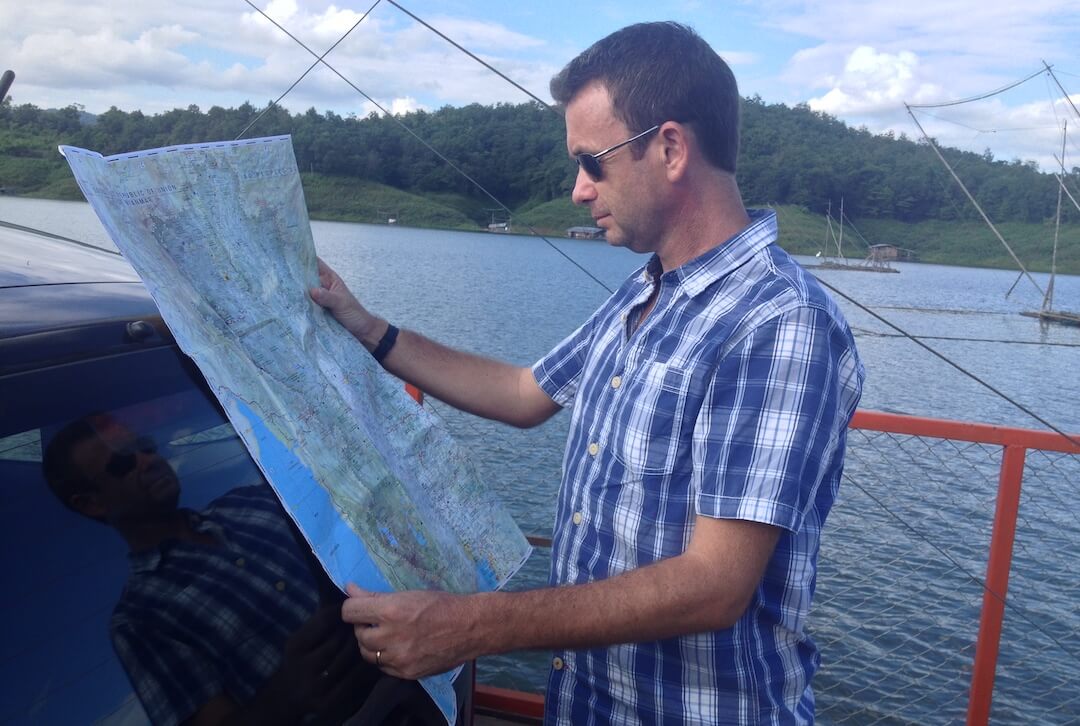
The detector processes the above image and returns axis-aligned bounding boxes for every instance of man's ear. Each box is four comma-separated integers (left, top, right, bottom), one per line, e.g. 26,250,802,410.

659,122,691,182
70,492,107,519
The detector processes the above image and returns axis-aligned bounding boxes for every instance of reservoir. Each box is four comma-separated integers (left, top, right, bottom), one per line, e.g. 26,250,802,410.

3,195,1078,723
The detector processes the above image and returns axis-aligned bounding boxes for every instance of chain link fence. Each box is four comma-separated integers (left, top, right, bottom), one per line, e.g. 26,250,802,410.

464,407,1080,724
812,424,1080,725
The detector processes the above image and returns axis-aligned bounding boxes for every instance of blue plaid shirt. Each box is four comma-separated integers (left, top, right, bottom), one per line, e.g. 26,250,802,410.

533,210,863,724
111,485,321,726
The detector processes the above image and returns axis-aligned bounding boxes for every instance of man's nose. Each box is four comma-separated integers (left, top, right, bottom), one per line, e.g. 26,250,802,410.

571,166,597,206
136,448,165,473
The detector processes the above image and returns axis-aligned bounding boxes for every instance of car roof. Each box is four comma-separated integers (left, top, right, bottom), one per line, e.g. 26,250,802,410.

0,220,174,375
0,220,139,288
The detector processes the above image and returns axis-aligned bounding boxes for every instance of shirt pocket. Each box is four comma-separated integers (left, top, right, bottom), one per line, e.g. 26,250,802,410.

610,362,694,476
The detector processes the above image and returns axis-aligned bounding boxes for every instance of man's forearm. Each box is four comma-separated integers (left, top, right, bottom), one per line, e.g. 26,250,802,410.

363,319,558,429
344,517,779,679
471,517,779,655
469,550,747,657
310,259,558,428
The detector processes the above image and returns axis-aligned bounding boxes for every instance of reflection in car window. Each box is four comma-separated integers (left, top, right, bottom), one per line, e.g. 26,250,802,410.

1,362,380,725
0,429,41,462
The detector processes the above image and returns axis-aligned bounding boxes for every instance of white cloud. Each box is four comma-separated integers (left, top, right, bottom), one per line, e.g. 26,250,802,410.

14,26,195,89
389,96,421,115
3,0,1078,172
413,16,545,52
2,1,559,116
265,0,299,22
718,50,760,67
754,0,1080,169
808,46,942,115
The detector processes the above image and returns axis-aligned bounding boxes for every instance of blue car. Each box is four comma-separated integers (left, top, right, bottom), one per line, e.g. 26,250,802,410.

0,220,468,725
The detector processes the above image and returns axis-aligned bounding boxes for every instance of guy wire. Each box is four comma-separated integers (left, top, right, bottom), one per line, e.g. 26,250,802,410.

838,468,1080,663
907,67,1047,109
235,0,384,141
243,0,615,296
245,1,1078,451
849,330,1080,348
817,276,1080,450
385,0,556,112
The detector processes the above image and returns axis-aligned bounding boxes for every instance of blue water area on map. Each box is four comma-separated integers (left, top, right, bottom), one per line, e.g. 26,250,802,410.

230,397,458,723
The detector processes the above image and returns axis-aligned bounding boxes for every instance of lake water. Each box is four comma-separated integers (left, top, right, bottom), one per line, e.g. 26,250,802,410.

7,196,1078,433
3,195,1079,723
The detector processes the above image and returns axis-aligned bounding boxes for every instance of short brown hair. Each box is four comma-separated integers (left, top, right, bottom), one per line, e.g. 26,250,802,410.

550,21,740,173
42,415,106,519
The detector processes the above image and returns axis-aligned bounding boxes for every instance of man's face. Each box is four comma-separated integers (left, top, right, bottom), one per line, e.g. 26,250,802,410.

565,81,664,253
69,422,181,524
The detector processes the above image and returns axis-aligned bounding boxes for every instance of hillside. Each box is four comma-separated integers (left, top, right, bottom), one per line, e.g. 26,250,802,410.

1,97,1077,273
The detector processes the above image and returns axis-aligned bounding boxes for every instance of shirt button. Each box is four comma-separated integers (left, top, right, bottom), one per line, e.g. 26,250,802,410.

275,580,286,592
572,512,583,525
235,557,245,567
587,442,599,456
552,657,564,670
611,376,622,389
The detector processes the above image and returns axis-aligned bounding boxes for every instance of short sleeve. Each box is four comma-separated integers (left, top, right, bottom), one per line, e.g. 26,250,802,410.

531,314,598,408
692,304,863,532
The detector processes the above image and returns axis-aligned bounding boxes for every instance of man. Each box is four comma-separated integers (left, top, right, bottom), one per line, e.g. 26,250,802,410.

313,22,864,724
43,413,379,726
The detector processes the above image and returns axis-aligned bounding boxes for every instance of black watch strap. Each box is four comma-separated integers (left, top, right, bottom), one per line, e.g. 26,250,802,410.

371,323,399,364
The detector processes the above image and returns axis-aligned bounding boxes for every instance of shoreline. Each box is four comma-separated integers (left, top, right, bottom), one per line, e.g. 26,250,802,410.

2,191,1077,277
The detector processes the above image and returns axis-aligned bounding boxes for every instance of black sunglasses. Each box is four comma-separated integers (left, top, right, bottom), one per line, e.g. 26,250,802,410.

575,125,661,182
104,435,158,479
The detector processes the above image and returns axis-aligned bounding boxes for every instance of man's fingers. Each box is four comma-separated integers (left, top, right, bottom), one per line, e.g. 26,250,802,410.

341,584,385,626
309,288,332,311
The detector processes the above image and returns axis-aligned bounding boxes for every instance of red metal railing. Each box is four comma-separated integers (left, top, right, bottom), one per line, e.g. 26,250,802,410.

468,409,1080,724
849,410,1080,725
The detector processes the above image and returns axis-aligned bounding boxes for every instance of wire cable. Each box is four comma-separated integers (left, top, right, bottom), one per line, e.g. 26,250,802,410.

243,0,616,295
246,0,1080,447
907,67,1048,109
815,275,1080,450
235,0,384,141
838,466,1080,665
914,109,1056,134
385,0,557,113
849,328,1080,348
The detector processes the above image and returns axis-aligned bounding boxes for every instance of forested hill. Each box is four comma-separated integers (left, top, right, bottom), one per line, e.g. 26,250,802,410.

1,96,1077,228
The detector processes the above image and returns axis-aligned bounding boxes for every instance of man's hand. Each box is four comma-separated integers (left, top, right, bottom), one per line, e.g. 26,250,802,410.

309,257,382,343
193,604,379,726
342,584,474,680
274,603,378,721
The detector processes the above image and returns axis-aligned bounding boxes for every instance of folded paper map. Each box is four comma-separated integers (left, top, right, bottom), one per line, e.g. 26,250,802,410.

61,135,531,724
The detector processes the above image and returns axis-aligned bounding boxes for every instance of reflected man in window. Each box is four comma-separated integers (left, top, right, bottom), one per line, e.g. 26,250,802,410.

43,413,377,726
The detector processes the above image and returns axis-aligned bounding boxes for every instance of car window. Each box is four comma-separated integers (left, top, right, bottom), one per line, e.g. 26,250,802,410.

0,346,382,725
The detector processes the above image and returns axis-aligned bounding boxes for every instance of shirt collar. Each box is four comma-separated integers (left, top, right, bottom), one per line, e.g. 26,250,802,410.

128,510,227,573
641,209,778,299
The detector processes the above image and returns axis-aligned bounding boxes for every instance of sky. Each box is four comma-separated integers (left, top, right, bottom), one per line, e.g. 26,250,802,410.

4,0,1080,170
